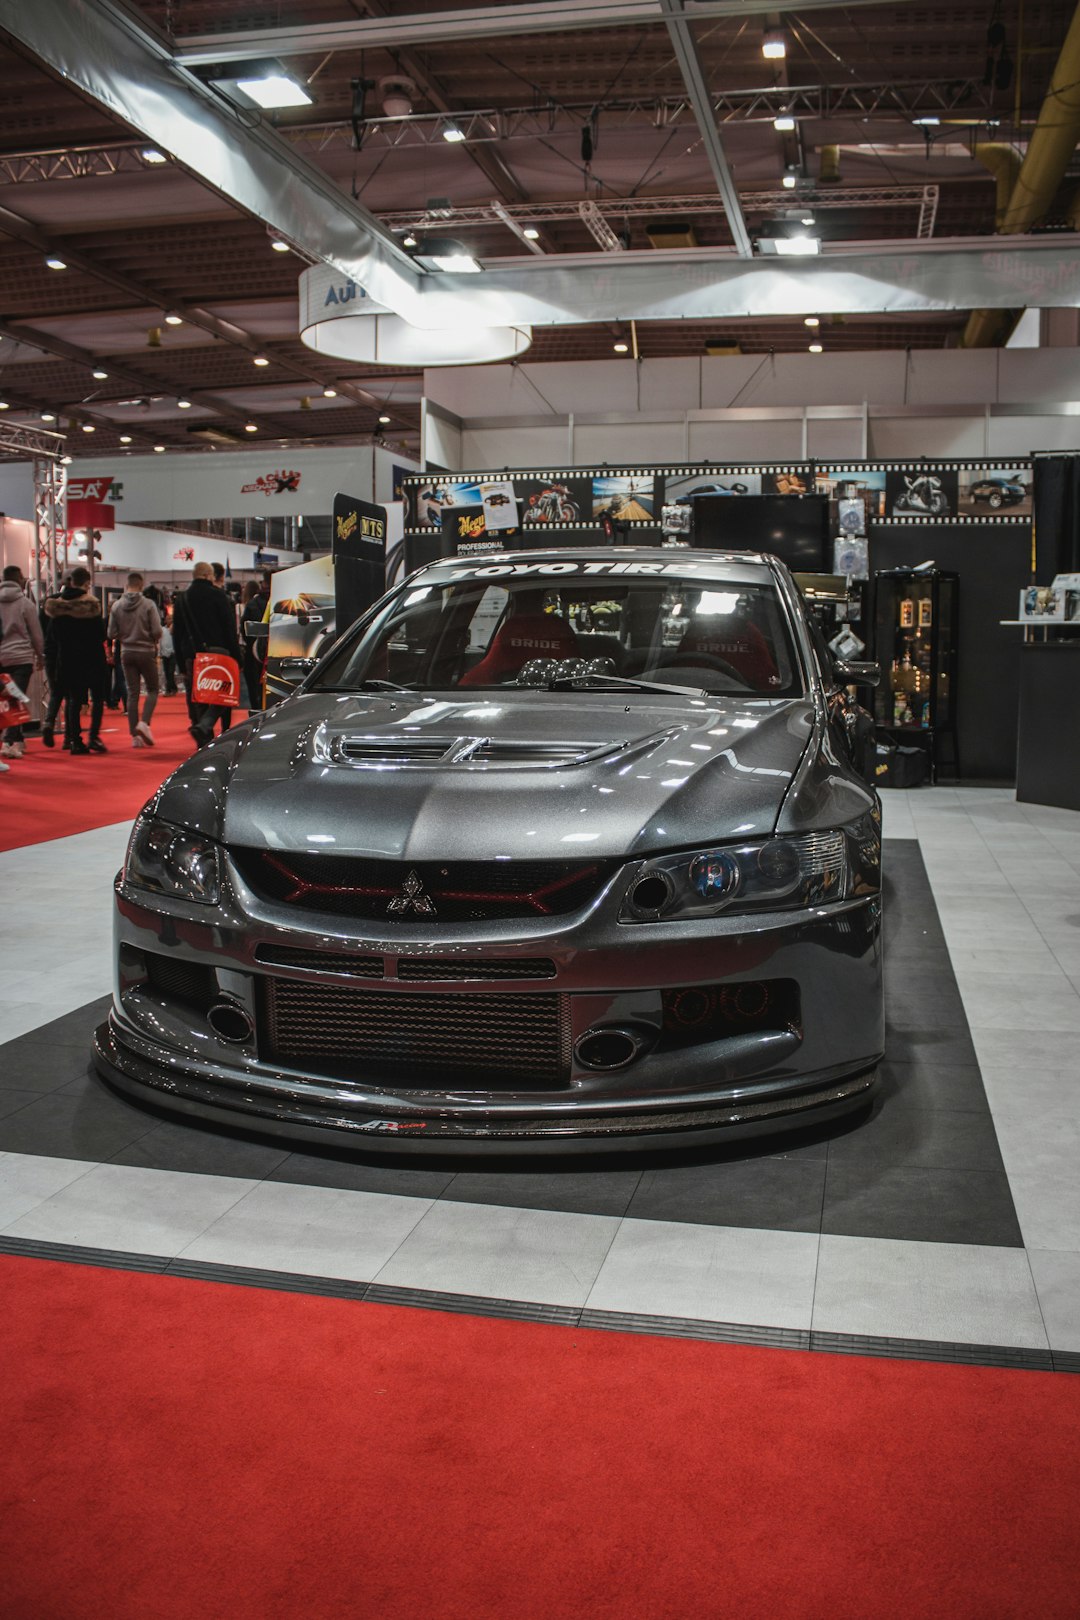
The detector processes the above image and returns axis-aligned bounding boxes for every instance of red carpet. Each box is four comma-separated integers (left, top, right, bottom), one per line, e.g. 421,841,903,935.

0,697,218,852
2,1255,1078,1620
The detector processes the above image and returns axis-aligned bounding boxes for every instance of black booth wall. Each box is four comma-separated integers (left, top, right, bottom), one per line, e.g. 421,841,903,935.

868,523,1030,781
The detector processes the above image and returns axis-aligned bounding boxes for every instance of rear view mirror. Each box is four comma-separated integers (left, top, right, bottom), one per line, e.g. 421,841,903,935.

834,659,880,688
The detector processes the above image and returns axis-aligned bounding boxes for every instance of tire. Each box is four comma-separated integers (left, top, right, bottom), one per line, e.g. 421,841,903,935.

929,493,947,517
558,501,578,521
988,491,1003,509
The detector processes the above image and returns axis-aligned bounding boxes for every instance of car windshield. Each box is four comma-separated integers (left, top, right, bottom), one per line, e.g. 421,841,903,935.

313,562,804,699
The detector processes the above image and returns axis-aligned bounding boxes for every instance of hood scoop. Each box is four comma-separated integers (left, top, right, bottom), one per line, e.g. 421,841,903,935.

333,733,626,769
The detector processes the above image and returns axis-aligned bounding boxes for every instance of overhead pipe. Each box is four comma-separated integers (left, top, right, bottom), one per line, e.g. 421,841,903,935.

962,0,1080,346
974,142,1023,229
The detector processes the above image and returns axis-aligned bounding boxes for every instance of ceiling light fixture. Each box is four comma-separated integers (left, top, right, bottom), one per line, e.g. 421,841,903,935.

120,434,132,444
613,339,629,353
92,368,108,379
762,27,787,59
61,454,72,465
154,444,165,452
801,214,815,227
402,232,418,248
253,355,270,366
177,398,192,409
234,71,313,109
45,255,66,270
415,237,482,273
0,401,8,411
441,122,466,143
141,148,167,164
804,315,820,327
270,238,291,252
522,226,541,240
40,411,55,422
809,342,824,353
774,234,820,256
323,386,337,398
81,423,95,433
244,422,258,432
781,173,797,190
912,115,941,126
378,413,391,423
164,312,183,326
774,115,796,132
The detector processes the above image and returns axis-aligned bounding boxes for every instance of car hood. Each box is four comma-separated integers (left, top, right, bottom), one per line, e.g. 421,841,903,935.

154,689,818,860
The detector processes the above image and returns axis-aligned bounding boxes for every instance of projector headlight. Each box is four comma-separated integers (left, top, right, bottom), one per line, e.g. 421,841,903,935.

125,815,221,905
621,817,879,923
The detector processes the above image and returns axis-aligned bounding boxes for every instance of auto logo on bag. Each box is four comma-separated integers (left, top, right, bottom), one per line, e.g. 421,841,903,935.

387,870,437,917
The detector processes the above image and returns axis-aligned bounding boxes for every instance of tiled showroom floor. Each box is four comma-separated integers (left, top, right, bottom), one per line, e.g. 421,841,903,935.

1,788,1079,1366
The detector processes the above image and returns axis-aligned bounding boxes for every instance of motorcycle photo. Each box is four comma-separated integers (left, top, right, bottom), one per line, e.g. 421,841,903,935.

892,473,950,518
524,483,580,522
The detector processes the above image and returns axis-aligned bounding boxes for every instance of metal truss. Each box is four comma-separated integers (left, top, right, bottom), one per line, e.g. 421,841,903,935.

0,420,65,460
0,141,162,186
32,453,66,597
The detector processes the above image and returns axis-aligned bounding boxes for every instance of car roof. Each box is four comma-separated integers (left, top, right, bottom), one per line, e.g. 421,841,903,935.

417,546,777,583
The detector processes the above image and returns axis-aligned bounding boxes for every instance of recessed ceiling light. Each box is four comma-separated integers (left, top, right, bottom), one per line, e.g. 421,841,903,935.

782,174,797,190
40,411,55,422
323,386,337,398
442,122,466,143
81,423,95,433
270,238,291,252
253,355,270,366
774,115,796,132
235,72,313,109
808,342,823,353
91,368,108,380
164,312,183,326
120,434,132,444
402,233,418,248
141,148,168,164
762,27,786,59
177,398,192,409
613,341,629,353
522,226,541,240
244,422,258,432
45,255,66,270
804,315,820,327
154,444,165,452
378,413,391,423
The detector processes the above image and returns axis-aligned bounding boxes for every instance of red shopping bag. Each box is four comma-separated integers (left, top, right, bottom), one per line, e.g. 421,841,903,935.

0,672,30,730
191,651,240,708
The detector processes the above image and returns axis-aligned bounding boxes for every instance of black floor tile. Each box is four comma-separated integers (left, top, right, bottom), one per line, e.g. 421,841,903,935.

20,998,110,1049
108,1119,293,1180
884,1028,979,1067
827,1102,1006,1173
885,993,969,1031
0,1090,151,1162
267,1151,456,1200
822,1162,1023,1246
627,1157,826,1233
443,1168,643,1218
0,1042,93,1093
877,1061,988,1112
0,1089,41,1121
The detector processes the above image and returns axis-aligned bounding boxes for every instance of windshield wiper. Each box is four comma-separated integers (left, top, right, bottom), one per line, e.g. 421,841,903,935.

545,672,707,699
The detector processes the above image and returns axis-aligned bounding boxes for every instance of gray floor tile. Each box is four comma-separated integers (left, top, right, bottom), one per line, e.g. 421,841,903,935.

268,1150,456,1200
4,1162,257,1255
181,1180,432,1282
0,1090,42,1121
374,1199,619,1307
827,1102,1005,1173
443,1166,643,1218
0,1151,98,1228
626,1156,825,1233
0,1042,93,1093
1003,1169,1080,1252
586,1218,819,1328
813,1234,1048,1348
0,1088,153,1163
1027,1248,1080,1352
876,1061,987,1112
822,1161,1022,1247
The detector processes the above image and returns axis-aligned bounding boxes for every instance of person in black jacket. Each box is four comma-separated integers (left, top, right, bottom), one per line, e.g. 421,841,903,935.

43,567,108,754
172,561,240,747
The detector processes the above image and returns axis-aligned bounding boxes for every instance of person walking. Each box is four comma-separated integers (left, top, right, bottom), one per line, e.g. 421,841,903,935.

172,561,240,748
0,565,45,759
159,618,178,694
240,575,270,712
44,567,108,754
107,571,161,747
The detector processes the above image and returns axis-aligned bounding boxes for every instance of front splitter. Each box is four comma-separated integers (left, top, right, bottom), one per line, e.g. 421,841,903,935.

93,1019,878,1156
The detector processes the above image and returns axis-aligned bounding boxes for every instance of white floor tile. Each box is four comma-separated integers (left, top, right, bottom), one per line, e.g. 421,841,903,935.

0,1151,98,1228
813,1235,1047,1348
374,1199,620,1307
1003,1170,1080,1253
1027,1248,1080,1352
180,1180,431,1282
585,1218,819,1329
3,1163,257,1256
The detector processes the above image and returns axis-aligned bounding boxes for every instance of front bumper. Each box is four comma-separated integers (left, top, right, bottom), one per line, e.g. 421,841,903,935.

95,857,884,1154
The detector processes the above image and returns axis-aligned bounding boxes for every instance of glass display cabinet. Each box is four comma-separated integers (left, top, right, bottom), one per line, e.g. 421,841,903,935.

873,568,959,780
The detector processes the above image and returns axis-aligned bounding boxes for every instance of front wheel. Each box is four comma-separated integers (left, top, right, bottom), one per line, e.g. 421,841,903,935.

988,491,1003,509
929,492,948,516
559,501,579,521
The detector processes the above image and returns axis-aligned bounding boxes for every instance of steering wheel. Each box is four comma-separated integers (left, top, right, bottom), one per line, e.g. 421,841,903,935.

664,651,749,686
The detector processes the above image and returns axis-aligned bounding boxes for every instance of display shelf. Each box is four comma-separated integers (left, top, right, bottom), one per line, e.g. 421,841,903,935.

873,568,959,780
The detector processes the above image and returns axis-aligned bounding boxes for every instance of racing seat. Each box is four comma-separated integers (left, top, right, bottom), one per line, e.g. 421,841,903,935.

459,612,580,686
668,618,779,691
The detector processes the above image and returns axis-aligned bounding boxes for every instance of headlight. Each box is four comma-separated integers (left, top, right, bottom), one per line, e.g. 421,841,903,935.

621,817,879,923
125,815,221,905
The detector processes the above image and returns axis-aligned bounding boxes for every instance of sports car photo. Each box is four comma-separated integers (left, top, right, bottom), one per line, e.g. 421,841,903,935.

95,547,884,1152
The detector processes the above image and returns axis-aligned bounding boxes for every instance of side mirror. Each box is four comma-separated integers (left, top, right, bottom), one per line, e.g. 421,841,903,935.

834,659,880,688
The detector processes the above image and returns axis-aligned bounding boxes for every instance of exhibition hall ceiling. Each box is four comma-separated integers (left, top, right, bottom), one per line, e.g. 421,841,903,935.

0,0,1076,459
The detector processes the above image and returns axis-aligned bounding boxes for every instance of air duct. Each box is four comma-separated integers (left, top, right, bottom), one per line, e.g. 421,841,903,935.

962,1,1080,347
974,143,1023,229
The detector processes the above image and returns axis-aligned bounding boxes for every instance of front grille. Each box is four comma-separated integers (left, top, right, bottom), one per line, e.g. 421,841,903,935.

261,979,571,1087
396,957,557,981
254,944,384,977
232,848,617,925
144,952,216,1012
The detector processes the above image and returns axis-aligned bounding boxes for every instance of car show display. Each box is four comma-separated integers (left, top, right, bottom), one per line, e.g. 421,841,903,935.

873,569,959,781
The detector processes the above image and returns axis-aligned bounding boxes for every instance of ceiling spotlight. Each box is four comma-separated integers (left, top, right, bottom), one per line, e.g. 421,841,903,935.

81,423,95,433
45,255,66,270
774,115,796,132
40,411,55,422
120,434,132,443
164,312,183,326
253,355,270,366
402,233,418,248
415,237,481,273
801,214,815,226
244,422,258,432
154,444,165,452
61,454,72,465
762,27,787,59
442,122,466,143
808,342,823,353
782,173,797,190
235,71,313,109
270,238,291,252
141,148,168,164
804,315,820,327
378,413,391,423
0,401,8,411
522,226,541,240
323,386,337,398
613,340,629,353
177,398,192,409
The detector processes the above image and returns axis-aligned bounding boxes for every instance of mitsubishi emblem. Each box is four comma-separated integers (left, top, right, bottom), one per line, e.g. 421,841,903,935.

387,869,437,917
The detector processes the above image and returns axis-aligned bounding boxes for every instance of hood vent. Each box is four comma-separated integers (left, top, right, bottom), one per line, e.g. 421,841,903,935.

334,734,624,769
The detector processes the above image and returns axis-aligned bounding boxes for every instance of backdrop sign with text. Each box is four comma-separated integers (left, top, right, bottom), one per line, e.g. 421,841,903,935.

333,492,387,636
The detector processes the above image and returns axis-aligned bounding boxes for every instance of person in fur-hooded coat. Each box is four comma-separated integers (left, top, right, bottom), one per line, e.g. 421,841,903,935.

44,567,108,753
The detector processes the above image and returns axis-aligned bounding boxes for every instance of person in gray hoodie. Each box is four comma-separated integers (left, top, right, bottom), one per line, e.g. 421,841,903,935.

106,571,162,747
0,565,45,758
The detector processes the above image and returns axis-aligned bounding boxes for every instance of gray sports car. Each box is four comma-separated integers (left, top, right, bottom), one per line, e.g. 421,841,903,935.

95,547,884,1152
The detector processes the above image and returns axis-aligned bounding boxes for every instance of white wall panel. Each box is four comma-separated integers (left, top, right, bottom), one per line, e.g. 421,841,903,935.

868,415,986,458
461,425,570,468
806,415,865,460
0,463,34,521
988,415,1080,456
688,417,802,462
572,420,687,465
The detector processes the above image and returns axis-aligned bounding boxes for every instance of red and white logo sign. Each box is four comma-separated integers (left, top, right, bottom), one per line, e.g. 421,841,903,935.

241,469,302,496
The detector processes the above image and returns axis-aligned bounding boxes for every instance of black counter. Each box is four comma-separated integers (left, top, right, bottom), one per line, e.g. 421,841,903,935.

1016,641,1080,810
